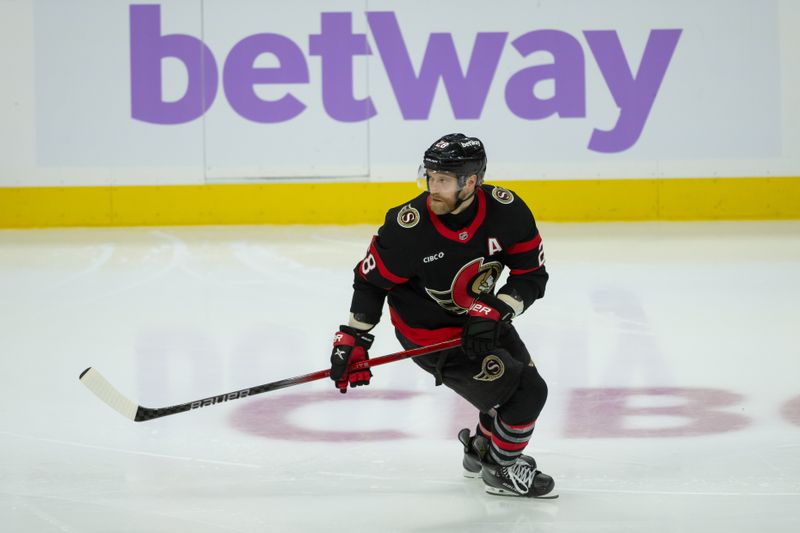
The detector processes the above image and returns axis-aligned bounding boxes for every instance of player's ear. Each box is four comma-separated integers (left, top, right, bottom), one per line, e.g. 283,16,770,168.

467,174,478,189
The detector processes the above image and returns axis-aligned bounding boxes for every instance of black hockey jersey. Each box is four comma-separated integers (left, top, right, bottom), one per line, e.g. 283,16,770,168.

350,184,548,346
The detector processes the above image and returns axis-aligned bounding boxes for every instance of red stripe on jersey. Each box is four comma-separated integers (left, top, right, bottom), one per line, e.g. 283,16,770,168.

509,265,543,275
389,307,461,346
368,238,409,284
507,234,542,255
426,188,487,244
491,434,529,452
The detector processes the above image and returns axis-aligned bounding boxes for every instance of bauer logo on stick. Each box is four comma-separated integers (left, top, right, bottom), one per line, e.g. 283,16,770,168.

473,354,505,382
190,389,250,410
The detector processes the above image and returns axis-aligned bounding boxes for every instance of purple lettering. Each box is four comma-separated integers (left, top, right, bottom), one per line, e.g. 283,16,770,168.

309,12,376,122
505,30,586,120
366,12,506,120
781,395,800,427
127,7,682,151
230,390,418,441
223,33,309,123
129,5,218,124
565,388,750,438
584,29,681,153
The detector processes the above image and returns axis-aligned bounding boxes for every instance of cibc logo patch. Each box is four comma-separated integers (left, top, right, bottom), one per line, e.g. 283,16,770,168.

397,204,420,228
473,354,505,382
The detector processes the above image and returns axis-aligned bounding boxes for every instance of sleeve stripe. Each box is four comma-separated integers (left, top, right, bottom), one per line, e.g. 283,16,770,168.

509,265,543,275
507,234,542,255
369,239,409,284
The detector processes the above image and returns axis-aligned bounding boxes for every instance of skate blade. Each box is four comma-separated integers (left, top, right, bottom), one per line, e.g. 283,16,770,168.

463,468,482,479
485,486,560,499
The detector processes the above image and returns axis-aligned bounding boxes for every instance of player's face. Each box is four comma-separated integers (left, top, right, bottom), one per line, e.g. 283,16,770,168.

427,171,462,215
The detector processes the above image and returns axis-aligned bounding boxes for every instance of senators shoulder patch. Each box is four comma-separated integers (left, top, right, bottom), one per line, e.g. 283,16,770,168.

397,204,420,228
491,186,515,204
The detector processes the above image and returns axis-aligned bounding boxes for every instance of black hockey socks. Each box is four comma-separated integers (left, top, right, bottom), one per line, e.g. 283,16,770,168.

478,411,494,440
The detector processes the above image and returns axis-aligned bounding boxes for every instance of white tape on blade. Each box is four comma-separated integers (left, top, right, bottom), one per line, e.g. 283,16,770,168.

80,368,138,420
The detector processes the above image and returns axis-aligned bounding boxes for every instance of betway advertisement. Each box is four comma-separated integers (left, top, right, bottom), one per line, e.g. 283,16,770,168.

26,0,788,184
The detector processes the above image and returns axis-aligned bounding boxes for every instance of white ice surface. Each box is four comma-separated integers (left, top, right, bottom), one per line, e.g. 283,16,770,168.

1,222,799,532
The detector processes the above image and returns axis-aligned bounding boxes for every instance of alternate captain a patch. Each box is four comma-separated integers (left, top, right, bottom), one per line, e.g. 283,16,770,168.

491,186,514,204
397,204,420,228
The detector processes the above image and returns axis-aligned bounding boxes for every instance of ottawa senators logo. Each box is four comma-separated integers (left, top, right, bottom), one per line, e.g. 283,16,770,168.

473,354,505,382
397,204,420,228
425,257,502,314
491,186,514,204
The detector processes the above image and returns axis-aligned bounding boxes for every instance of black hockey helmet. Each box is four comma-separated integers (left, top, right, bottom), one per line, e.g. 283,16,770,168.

422,133,487,186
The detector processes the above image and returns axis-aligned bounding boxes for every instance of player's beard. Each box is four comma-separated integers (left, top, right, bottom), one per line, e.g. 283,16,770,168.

429,193,459,215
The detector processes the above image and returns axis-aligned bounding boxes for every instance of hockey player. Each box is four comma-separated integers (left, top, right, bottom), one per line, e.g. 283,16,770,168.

329,133,555,498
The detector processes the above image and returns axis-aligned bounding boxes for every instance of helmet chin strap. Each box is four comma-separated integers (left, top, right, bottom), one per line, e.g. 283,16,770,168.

451,177,476,213
452,190,473,212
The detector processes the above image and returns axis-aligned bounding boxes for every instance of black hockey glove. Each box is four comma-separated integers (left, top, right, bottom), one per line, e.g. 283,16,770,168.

461,294,514,359
330,325,374,394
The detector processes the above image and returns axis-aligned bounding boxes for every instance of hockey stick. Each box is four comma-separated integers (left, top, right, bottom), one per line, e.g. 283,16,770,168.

79,337,461,422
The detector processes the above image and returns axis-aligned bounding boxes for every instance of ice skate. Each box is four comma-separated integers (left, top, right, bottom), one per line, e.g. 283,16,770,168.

457,428,537,479
481,456,557,498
